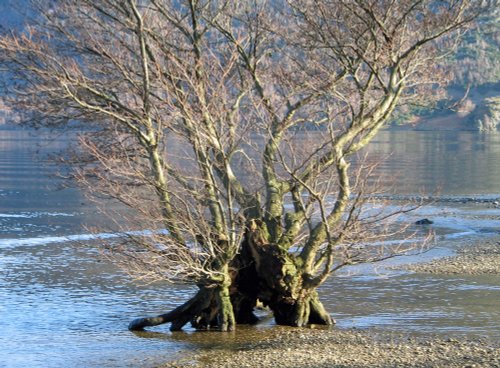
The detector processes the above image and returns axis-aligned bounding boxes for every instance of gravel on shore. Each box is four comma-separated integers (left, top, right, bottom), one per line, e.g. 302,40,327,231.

399,237,500,275
160,327,499,368
158,237,500,368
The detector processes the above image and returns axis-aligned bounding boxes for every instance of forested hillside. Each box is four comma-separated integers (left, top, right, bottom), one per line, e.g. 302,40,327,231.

391,12,500,131
0,1,498,130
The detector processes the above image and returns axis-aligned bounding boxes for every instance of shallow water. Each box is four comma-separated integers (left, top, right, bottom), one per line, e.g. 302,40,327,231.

1,127,499,367
326,271,500,337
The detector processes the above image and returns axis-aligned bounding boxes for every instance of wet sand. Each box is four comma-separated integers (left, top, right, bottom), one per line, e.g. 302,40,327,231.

400,236,500,275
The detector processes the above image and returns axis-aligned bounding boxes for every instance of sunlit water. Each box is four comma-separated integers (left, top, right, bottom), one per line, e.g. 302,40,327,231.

1,127,499,367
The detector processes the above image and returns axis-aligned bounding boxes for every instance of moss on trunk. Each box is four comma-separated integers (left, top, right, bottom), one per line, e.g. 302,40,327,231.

129,225,334,332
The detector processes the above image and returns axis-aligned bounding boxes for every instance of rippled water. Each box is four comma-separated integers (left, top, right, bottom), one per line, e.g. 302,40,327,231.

1,127,499,367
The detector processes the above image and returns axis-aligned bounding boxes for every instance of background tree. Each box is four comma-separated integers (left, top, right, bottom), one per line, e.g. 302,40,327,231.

0,0,490,331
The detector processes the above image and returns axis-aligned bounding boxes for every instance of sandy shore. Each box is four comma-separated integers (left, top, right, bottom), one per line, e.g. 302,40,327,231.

159,237,500,368
161,327,498,367
400,236,500,275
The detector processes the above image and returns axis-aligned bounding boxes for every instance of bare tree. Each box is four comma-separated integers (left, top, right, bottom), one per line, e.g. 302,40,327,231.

0,0,490,331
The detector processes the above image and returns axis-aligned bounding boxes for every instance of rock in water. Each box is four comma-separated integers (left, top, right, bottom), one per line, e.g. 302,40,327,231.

415,218,433,225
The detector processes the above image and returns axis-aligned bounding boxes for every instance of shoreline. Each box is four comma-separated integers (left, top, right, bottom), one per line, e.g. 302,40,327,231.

396,235,500,275
160,236,500,368
160,327,499,368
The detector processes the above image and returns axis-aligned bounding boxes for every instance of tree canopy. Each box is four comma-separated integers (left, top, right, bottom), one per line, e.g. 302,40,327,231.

0,0,492,331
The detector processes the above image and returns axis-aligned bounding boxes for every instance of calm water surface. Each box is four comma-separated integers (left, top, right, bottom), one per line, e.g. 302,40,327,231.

1,127,499,367
366,129,500,194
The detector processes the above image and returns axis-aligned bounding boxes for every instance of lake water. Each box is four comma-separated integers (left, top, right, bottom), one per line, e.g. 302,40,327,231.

1,127,499,367
366,129,500,194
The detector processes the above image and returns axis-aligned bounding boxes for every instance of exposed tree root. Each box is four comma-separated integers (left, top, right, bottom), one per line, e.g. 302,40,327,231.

129,288,214,331
129,234,335,332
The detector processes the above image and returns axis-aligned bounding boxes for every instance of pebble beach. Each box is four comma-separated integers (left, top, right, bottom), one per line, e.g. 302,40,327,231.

160,236,500,368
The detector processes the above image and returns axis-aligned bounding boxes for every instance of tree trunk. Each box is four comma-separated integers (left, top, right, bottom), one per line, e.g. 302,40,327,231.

129,228,333,332
240,232,334,327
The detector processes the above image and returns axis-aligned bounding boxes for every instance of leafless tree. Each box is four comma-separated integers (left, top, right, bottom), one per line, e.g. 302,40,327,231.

0,0,491,331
